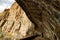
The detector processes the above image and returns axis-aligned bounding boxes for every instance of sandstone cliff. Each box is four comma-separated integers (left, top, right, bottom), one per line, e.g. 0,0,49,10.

0,1,60,40
0,2,35,40
16,0,60,40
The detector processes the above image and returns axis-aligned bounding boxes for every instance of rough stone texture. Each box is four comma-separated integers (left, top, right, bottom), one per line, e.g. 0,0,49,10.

0,0,60,40
15,0,60,40
0,2,35,40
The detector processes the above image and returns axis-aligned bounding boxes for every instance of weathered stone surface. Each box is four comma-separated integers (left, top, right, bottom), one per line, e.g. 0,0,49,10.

0,0,60,40
16,0,60,40
0,2,35,40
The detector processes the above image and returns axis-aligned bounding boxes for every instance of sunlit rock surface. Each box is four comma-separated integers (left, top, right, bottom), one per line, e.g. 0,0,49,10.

0,0,60,40
0,2,35,40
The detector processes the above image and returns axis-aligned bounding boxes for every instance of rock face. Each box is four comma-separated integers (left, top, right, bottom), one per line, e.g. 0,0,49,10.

0,1,60,40
15,0,60,40
0,2,35,40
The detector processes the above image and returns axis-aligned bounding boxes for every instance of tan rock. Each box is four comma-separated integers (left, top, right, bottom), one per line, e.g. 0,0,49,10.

0,2,35,40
